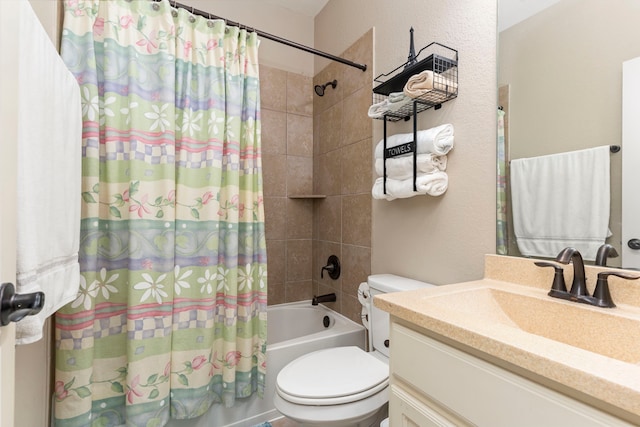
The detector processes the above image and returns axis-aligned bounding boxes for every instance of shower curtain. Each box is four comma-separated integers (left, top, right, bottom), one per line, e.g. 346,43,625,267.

496,108,507,255
55,1,267,426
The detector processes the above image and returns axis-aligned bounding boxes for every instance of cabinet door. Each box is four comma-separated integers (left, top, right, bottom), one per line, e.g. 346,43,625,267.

390,384,464,427
391,322,634,427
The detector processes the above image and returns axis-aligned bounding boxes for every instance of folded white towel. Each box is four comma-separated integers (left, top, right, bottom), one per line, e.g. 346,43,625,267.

367,92,413,119
368,99,389,118
387,91,407,103
375,153,447,180
374,124,454,158
372,172,449,200
510,146,610,260
15,0,82,344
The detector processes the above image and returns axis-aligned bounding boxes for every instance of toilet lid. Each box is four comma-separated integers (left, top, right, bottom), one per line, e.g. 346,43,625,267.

276,346,389,405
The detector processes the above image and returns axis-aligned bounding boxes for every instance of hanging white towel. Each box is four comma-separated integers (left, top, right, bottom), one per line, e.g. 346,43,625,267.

375,153,447,180
374,124,454,158
510,146,611,260
372,172,449,200
15,0,82,344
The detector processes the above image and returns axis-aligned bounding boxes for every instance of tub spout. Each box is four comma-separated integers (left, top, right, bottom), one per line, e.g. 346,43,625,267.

312,293,336,306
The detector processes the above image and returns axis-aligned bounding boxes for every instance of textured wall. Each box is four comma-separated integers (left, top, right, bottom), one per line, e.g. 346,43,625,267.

316,0,498,285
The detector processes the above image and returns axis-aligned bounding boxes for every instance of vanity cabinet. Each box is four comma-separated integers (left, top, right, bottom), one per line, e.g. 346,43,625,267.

389,320,634,427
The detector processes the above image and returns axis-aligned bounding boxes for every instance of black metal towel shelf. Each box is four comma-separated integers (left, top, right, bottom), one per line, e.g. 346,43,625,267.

373,42,458,195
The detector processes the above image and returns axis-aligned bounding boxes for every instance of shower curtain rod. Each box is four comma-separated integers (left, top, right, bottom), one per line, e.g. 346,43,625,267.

157,0,368,72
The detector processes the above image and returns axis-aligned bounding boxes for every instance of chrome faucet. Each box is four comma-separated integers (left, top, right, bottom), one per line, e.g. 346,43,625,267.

312,293,337,306
555,247,588,297
595,243,619,267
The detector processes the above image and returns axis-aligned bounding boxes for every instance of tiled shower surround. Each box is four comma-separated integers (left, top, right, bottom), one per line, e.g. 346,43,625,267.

261,30,373,324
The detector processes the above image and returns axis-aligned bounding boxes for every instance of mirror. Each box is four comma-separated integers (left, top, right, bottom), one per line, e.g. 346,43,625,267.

497,0,640,267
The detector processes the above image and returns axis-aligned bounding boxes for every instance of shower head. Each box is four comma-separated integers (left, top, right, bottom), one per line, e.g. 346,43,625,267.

314,79,337,96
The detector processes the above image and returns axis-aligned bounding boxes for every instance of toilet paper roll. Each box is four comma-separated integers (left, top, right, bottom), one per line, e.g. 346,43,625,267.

358,282,370,330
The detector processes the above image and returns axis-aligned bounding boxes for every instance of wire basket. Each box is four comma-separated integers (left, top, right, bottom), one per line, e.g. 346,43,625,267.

371,42,458,121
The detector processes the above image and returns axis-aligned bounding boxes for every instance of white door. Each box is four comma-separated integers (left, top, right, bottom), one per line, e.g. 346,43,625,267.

0,1,21,426
622,57,640,269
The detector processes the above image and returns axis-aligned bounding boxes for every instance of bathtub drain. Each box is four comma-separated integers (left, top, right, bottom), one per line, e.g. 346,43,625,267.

323,315,330,328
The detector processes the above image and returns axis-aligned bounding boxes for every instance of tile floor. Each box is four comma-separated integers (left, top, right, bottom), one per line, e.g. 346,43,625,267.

270,417,301,427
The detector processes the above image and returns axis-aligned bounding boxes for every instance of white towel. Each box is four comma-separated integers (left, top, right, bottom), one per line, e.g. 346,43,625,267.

375,153,447,180
368,99,389,118
372,172,449,200
374,124,454,158
387,91,406,103
510,146,610,260
367,92,413,119
15,0,82,344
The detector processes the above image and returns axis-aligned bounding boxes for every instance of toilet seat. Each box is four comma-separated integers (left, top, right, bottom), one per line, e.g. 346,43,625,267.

276,346,389,406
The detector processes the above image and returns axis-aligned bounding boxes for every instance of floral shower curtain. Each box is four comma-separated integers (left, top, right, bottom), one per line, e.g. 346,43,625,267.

497,108,507,255
55,1,267,426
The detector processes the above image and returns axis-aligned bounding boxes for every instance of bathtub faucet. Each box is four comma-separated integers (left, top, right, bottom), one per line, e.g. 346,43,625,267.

312,293,337,306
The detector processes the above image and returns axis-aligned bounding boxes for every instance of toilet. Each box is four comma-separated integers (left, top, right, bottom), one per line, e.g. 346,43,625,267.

274,274,434,427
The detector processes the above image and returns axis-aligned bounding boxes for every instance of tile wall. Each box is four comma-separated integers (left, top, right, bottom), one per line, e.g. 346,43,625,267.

261,29,373,324
261,66,315,305
312,30,374,324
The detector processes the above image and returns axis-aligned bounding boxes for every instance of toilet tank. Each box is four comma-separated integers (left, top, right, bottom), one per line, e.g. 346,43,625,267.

367,274,435,358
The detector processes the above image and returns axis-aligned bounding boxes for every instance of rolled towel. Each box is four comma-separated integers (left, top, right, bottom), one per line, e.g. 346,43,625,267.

368,99,389,118
372,172,449,200
404,70,458,98
404,70,434,98
386,96,413,113
388,91,407,103
368,92,413,118
374,123,454,158
375,153,447,180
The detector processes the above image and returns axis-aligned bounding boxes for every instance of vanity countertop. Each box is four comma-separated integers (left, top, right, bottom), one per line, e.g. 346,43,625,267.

374,254,640,425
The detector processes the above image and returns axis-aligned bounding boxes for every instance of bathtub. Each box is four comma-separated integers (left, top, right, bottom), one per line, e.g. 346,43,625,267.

167,300,365,427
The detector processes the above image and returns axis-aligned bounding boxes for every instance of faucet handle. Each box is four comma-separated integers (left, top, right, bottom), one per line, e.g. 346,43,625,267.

535,262,567,295
321,255,341,280
592,271,640,308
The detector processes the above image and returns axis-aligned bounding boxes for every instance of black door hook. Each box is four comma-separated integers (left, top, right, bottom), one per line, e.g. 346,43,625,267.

0,282,45,327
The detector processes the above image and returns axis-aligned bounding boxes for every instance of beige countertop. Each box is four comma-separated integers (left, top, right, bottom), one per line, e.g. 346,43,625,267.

374,254,640,425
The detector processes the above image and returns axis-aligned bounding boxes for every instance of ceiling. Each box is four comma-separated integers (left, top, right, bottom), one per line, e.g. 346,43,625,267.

262,0,329,17
258,1,562,29
498,0,561,32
